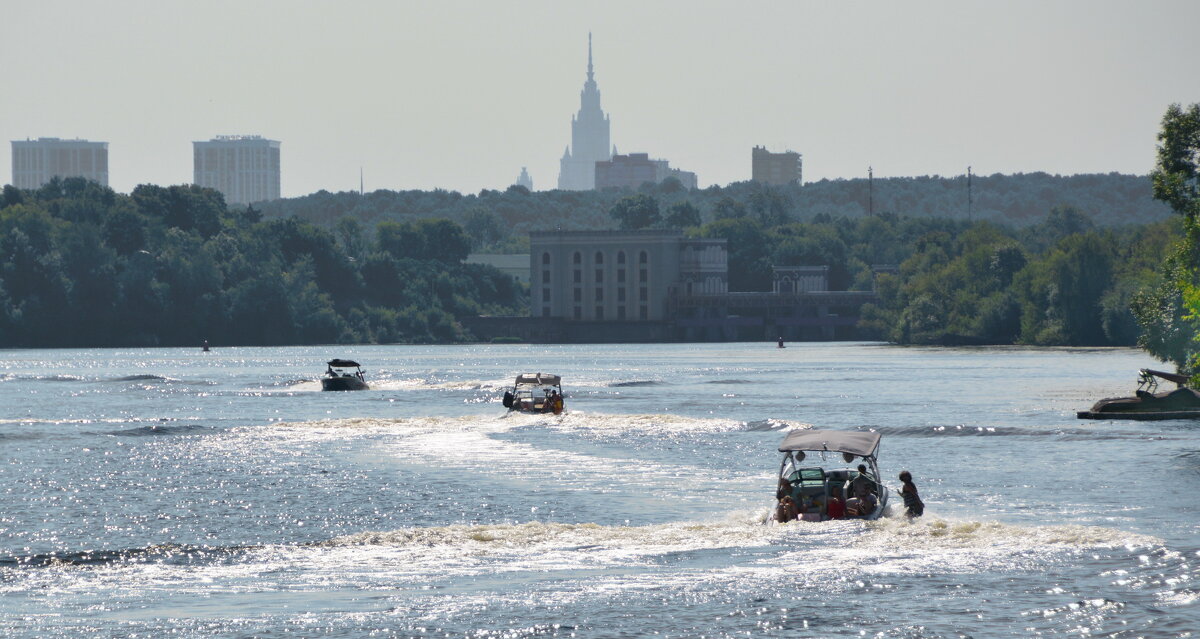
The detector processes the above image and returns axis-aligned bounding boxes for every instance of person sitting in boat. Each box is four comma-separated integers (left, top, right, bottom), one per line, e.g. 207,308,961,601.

849,464,877,501
826,485,846,519
846,491,877,517
774,495,799,523
776,478,792,501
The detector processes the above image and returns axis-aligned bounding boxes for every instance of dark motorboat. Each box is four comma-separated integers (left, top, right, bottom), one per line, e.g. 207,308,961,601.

1078,369,1200,420
321,359,368,391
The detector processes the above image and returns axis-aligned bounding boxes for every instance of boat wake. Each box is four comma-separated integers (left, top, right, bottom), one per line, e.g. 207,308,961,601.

238,414,763,492
607,380,666,388
860,514,1160,550
324,510,776,560
276,377,508,393
798,513,1173,577
4,510,1164,583
539,412,748,434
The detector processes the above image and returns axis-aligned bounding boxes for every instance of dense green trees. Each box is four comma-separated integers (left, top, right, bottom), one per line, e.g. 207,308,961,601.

719,212,1180,347
1132,103,1200,376
0,179,525,347
255,173,1171,254
1,160,1183,348
609,194,661,230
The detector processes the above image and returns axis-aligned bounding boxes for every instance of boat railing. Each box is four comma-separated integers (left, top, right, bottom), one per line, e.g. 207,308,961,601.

1139,368,1191,393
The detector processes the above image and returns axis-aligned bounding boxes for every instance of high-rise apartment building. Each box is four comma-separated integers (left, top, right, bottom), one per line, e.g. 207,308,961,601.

193,135,280,205
10,137,109,188
751,146,802,186
558,34,612,190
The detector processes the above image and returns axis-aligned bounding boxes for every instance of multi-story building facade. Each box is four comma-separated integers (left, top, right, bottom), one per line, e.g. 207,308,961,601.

752,146,802,186
192,135,280,205
594,153,656,190
557,34,612,190
11,138,108,188
530,230,727,322
773,266,829,293
654,162,698,190
466,231,876,343
594,153,698,190
514,167,533,191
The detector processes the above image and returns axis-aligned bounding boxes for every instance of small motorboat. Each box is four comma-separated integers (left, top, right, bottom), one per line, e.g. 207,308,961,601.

502,373,564,414
321,359,368,391
774,428,890,522
1078,368,1200,420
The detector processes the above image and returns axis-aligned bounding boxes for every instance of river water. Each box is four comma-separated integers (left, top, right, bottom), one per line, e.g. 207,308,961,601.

0,343,1196,637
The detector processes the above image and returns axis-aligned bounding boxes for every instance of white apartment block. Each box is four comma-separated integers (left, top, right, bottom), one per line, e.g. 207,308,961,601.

11,138,109,188
193,135,280,205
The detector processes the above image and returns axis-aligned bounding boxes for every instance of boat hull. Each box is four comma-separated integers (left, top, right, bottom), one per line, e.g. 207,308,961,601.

1078,387,1200,420
1077,410,1200,420
321,377,368,391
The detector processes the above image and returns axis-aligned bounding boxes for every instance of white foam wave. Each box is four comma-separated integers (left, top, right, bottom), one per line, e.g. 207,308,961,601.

858,515,1161,551
533,411,748,435
364,377,507,392
277,377,508,393
322,509,779,572
256,378,323,392
260,411,755,441
757,514,1172,579
238,413,761,494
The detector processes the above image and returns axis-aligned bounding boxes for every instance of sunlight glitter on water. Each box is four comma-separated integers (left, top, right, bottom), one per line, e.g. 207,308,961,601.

1,343,1196,638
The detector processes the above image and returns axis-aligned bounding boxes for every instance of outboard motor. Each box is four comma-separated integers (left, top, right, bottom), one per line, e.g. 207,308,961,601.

502,391,514,409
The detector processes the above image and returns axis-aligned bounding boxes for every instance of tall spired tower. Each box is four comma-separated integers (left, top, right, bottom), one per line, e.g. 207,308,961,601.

557,33,612,190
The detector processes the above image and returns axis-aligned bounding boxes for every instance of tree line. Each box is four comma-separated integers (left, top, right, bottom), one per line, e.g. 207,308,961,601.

256,172,1171,256
3,116,1194,353
636,202,1175,346
0,180,525,347
1132,103,1200,380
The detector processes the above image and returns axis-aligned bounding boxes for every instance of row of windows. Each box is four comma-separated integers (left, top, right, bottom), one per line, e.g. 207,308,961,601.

554,287,649,303
545,251,650,266
542,305,649,320
561,268,648,284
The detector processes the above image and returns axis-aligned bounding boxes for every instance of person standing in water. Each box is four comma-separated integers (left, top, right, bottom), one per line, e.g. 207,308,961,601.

899,470,924,518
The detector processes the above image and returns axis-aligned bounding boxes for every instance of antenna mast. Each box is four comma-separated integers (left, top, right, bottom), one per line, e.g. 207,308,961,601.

868,166,874,216
967,166,973,222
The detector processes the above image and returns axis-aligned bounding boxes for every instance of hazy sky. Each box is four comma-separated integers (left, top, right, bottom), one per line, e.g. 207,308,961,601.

3,1,1198,197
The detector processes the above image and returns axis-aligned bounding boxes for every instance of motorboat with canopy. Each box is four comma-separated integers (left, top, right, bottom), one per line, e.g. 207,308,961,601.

775,428,889,522
502,373,564,414
1078,368,1200,420
321,359,368,391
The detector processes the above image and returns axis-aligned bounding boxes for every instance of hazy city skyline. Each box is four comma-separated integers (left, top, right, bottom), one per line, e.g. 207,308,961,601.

3,1,1198,198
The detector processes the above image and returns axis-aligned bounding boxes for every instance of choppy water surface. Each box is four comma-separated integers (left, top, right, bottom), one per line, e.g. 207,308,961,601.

0,343,1196,637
